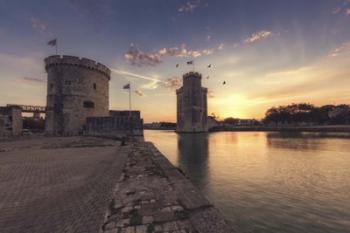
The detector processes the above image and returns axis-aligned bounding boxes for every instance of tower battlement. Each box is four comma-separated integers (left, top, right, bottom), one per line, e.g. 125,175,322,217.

44,55,111,79
183,72,202,79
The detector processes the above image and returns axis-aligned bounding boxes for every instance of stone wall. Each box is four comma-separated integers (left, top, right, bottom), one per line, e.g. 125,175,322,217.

45,55,111,135
110,110,141,119
0,106,22,137
84,111,143,137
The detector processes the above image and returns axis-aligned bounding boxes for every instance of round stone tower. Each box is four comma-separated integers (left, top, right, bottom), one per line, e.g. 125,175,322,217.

45,55,111,135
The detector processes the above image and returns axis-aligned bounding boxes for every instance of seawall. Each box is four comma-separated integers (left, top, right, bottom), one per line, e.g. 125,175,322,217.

101,141,235,233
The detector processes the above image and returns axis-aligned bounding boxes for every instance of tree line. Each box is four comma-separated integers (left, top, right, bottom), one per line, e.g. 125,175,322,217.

263,103,350,125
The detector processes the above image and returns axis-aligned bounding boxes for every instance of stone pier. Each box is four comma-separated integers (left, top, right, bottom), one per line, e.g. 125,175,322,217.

102,141,234,233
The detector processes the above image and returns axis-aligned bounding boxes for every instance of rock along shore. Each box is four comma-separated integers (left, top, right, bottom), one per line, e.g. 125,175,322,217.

101,141,235,233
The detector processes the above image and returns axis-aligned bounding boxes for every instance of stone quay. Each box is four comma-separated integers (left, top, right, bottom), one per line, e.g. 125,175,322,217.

0,136,234,233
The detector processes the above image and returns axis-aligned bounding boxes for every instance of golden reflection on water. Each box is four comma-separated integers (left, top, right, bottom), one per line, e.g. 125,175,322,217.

145,130,350,233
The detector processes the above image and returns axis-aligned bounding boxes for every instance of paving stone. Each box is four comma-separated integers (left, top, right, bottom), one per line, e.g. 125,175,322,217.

154,224,163,232
142,215,154,224
135,225,147,233
101,142,233,233
0,136,127,233
122,206,133,213
122,226,135,233
154,211,175,222
171,205,184,211
161,207,172,212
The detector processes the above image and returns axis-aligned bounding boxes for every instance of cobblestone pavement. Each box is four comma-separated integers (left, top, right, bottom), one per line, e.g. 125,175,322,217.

102,142,234,233
0,137,128,233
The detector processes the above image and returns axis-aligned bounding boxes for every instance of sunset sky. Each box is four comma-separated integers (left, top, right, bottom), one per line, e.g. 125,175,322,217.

1,0,350,122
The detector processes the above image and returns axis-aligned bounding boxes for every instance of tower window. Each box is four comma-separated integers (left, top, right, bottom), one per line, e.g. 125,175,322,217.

83,101,95,108
65,80,72,85
93,83,97,90
50,84,54,90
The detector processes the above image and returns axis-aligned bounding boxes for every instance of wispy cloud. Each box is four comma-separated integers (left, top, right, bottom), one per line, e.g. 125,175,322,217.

141,79,160,90
134,90,144,96
208,90,215,98
332,7,342,14
23,77,46,83
244,30,273,44
111,68,182,91
346,8,350,15
332,0,350,16
330,42,350,57
30,17,52,36
124,46,162,67
111,68,164,83
206,35,212,42
124,43,218,67
160,77,182,90
178,0,201,13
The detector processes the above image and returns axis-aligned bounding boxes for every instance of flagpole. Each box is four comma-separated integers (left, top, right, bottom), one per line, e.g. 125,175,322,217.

128,82,131,117
128,82,133,137
55,39,58,55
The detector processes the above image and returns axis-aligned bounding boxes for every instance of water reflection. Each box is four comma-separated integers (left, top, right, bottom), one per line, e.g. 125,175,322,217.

177,133,209,190
145,130,350,233
266,132,322,151
266,132,350,151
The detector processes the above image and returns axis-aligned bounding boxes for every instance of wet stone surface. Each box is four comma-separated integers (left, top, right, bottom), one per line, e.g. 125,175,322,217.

102,142,234,233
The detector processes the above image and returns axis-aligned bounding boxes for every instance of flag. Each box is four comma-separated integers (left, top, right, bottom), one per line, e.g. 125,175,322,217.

187,60,193,65
123,83,130,89
47,39,57,46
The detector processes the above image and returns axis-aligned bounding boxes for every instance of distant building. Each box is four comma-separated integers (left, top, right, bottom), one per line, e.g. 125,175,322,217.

236,119,261,126
176,72,208,133
143,122,176,130
207,116,221,130
0,106,22,136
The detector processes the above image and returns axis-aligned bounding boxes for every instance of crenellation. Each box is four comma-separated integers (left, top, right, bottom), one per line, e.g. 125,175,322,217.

45,55,111,79
81,57,97,67
183,71,202,79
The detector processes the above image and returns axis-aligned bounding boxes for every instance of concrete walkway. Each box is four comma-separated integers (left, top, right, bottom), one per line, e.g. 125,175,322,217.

0,137,128,233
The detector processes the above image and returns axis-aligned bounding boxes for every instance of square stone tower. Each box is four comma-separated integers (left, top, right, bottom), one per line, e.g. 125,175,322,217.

176,72,208,133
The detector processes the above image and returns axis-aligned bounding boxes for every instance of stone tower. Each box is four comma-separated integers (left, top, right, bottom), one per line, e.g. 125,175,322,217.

45,55,111,135
176,72,208,133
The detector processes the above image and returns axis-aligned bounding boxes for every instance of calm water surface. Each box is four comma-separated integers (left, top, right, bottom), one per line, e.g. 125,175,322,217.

145,130,350,233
